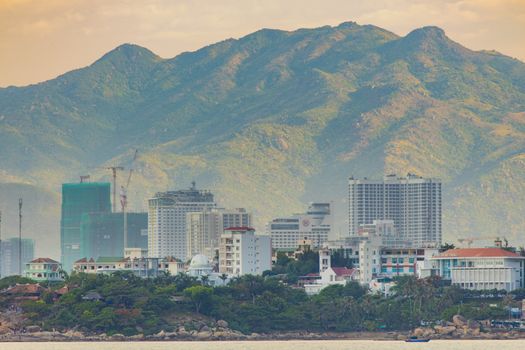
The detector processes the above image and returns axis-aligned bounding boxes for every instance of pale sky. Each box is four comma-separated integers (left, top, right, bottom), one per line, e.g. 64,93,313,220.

0,0,524,87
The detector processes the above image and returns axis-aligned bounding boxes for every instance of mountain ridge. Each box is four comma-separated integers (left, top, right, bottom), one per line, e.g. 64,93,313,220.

1,22,524,258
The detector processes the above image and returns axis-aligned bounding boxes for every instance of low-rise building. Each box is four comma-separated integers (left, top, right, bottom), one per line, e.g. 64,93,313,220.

219,227,271,276
268,203,331,250
304,249,357,295
73,249,184,277
432,248,525,291
24,258,64,282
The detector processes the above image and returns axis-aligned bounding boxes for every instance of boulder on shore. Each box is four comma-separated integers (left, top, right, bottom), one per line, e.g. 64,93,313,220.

217,320,229,328
434,325,456,335
452,315,467,327
26,325,41,333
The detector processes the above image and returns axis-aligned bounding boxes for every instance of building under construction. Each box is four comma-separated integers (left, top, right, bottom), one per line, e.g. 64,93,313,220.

80,212,147,259
60,182,111,271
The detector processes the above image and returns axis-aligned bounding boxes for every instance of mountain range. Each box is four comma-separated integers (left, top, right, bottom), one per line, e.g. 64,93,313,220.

1,22,525,258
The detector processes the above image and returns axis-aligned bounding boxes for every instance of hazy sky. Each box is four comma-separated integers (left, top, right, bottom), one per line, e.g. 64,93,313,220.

1,0,524,87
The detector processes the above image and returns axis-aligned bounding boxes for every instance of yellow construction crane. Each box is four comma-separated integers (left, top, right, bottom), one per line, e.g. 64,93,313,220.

120,149,138,250
103,166,124,212
457,236,508,248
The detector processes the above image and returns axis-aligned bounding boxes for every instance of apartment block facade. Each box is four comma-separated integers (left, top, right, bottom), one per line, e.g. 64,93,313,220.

219,227,271,276
348,174,442,247
148,183,215,260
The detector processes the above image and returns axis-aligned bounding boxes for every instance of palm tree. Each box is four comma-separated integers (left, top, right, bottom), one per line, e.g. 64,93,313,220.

219,273,228,285
200,274,209,286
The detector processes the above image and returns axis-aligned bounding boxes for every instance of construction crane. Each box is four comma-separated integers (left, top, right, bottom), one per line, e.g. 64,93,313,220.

457,236,508,248
120,149,138,250
103,166,124,212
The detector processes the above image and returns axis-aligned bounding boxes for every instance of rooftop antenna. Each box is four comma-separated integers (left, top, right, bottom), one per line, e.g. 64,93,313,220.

18,198,22,276
80,175,90,183
191,181,196,190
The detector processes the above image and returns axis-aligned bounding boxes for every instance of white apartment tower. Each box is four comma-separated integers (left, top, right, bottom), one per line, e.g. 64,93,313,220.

219,227,271,276
348,174,442,247
148,182,215,260
186,208,252,260
268,202,332,250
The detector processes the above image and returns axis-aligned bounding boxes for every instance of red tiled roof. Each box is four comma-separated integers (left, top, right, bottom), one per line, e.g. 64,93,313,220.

331,267,355,276
436,248,522,258
30,257,59,264
2,283,46,295
224,226,255,231
55,286,69,295
305,273,320,277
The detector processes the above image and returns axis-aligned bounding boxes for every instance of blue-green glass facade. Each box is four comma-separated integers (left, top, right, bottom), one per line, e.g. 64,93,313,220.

60,182,111,271
80,212,147,259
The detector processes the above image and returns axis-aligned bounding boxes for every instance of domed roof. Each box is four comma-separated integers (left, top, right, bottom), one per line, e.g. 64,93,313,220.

189,254,210,268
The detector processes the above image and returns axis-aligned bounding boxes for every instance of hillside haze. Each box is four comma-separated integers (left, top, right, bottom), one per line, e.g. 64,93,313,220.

1,22,525,258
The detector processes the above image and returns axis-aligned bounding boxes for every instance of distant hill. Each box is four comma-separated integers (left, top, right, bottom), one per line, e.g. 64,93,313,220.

1,22,524,258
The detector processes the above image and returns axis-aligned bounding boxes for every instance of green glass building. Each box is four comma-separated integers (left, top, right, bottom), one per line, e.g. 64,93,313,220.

60,182,111,271
80,212,147,259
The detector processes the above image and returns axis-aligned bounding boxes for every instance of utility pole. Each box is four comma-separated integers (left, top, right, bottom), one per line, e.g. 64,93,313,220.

18,198,22,276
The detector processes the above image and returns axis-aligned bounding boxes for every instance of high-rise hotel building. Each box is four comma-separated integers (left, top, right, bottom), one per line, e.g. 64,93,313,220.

348,174,441,247
148,183,215,260
186,208,252,261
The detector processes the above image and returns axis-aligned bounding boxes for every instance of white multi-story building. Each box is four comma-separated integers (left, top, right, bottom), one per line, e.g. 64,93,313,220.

148,182,215,260
219,227,271,276
432,248,525,291
186,208,252,261
323,230,439,286
348,174,442,247
268,202,332,250
304,249,358,295
358,232,382,285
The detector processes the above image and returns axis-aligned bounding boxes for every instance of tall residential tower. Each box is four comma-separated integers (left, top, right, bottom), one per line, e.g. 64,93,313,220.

148,183,215,260
348,174,441,247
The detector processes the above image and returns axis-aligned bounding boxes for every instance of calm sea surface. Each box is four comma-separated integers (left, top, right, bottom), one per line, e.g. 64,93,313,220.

0,340,522,350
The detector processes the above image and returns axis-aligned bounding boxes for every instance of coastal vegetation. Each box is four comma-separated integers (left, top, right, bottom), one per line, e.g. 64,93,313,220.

0,272,522,336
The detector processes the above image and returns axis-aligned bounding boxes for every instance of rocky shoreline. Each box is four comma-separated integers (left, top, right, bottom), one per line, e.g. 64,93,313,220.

1,316,524,342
